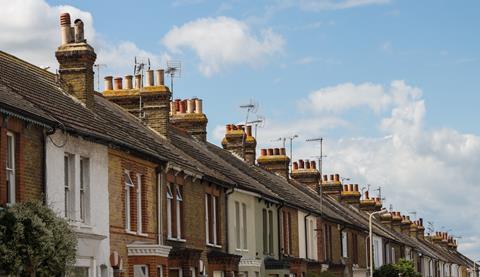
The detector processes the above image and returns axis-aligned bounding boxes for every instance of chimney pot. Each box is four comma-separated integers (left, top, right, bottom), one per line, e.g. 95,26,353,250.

187,99,195,113
104,76,113,91
135,74,142,88
125,75,133,89
323,175,328,181
334,174,340,182
274,148,280,155
349,184,354,191
305,160,311,169
179,100,186,113
330,174,334,181
299,160,304,169
195,99,203,114
74,19,85,43
310,161,316,169
344,185,349,191
170,102,177,115
267,148,274,156
419,218,423,226
260,149,267,156
156,69,165,86
365,191,369,199
293,162,298,170
280,148,286,155
113,77,123,90
60,13,73,45
146,69,154,86
354,184,359,191
175,99,181,111
246,125,252,137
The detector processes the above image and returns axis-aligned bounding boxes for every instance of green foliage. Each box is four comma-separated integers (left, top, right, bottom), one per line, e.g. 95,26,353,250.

0,201,77,276
374,263,399,277
373,259,421,277
307,271,338,277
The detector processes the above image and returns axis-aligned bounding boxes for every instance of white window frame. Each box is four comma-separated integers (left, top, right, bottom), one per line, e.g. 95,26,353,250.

136,173,144,235
157,265,163,277
124,171,134,232
133,264,149,277
79,157,90,223
206,193,220,247
64,153,74,219
341,230,348,258
234,201,248,251
242,203,247,250
6,132,15,204
235,201,240,249
175,185,183,239
167,184,173,238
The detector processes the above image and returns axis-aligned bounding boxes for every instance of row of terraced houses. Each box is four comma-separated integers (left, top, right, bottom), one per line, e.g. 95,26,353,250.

0,13,478,277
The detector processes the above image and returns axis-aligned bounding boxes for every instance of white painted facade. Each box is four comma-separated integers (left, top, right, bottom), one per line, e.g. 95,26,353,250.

46,131,110,277
372,235,384,269
298,210,318,261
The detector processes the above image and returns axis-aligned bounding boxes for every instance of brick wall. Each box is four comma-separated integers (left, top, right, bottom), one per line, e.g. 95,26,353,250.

108,149,161,276
0,117,44,205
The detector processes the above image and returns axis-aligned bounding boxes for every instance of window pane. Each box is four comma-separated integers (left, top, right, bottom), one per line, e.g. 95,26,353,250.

242,203,247,249
137,174,143,233
134,265,148,277
125,186,131,230
80,158,89,223
268,210,273,254
235,202,240,249
6,134,14,169
207,194,213,243
124,172,134,186
263,209,267,254
72,267,89,277
64,155,70,218
167,184,173,198
176,186,183,201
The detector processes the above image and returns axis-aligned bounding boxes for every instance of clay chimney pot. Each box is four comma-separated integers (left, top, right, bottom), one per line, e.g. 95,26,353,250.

261,149,267,156
330,174,334,181
299,159,304,169
274,148,280,155
246,125,252,137
365,191,370,199
323,175,328,181
305,160,311,169
113,77,123,90
146,70,154,86
310,161,316,169
267,148,274,156
354,184,359,192
104,76,113,91
334,174,340,182
125,75,133,89
135,74,142,88
280,148,286,155
293,162,298,170
156,69,164,86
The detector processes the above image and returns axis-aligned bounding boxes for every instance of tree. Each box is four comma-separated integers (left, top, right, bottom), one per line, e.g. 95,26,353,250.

0,201,77,276
373,259,421,277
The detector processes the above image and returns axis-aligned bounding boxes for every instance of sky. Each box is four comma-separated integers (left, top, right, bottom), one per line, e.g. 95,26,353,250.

1,0,479,259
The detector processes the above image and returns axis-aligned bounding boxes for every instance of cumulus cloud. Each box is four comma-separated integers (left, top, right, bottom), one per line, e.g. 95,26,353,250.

161,17,285,77
213,80,480,258
0,0,166,80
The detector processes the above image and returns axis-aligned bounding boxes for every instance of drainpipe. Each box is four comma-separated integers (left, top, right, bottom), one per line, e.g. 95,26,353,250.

277,202,285,259
304,212,311,259
43,127,56,205
364,231,370,271
225,184,236,253
156,167,165,245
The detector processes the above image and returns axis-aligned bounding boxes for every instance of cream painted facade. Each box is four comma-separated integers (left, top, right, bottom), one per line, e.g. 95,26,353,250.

46,131,110,277
297,210,318,261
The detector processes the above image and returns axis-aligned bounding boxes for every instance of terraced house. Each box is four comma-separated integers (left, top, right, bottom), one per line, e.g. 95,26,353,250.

0,12,478,277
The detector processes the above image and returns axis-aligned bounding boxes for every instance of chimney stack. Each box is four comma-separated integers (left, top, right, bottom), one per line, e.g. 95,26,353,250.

380,212,393,229
103,67,171,137
321,173,343,199
170,98,208,141
257,148,290,178
400,215,412,235
359,191,376,212
222,124,256,164
56,13,96,108
291,159,320,192
417,218,425,240
340,184,361,206
391,212,403,233
104,76,113,91
409,220,418,239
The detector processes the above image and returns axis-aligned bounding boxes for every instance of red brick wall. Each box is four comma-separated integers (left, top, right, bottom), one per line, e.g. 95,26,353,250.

108,149,163,276
0,117,44,205
279,206,299,257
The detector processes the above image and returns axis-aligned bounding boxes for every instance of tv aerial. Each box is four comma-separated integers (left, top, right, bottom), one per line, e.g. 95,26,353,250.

94,63,107,91
240,99,260,157
133,56,151,120
166,60,182,93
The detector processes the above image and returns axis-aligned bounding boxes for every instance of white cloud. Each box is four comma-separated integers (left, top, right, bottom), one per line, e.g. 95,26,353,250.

0,0,166,81
161,17,285,77
298,0,390,11
213,80,480,258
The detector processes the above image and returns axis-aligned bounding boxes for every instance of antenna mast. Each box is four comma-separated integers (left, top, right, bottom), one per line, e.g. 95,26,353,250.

306,137,327,213
134,57,150,120
166,60,182,93
240,100,258,158
94,64,107,91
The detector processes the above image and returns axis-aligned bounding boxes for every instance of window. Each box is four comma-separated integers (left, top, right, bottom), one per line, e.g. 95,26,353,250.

324,224,332,260
263,209,274,255
133,265,149,277
341,231,348,258
352,233,358,264
72,266,89,277
124,171,134,231
157,266,163,277
235,201,248,250
306,218,316,259
206,193,220,246
6,132,15,204
64,154,74,219
136,173,143,234
79,157,89,223
283,210,292,255
169,268,182,277
167,184,183,240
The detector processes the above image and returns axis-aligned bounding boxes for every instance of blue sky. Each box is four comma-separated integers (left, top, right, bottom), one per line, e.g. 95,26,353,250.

2,0,479,259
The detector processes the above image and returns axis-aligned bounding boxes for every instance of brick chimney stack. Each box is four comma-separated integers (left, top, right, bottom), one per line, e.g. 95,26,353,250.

257,148,290,178
170,98,208,141
416,218,425,240
222,124,257,165
321,174,343,199
340,184,361,206
391,212,403,233
359,191,376,212
400,215,412,235
55,13,96,108
103,70,171,137
380,212,393,229
290,160,320,192
409,220,418,238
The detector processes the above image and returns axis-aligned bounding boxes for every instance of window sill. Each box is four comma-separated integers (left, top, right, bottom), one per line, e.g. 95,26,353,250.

137,232,149,237
207,243,222,249
167,237,186,243
125,230,137,235
235,249,249,252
